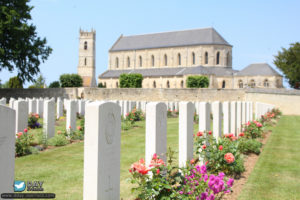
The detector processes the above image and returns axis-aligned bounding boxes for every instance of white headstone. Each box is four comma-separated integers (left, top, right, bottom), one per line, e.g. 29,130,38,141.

36,99,44,117
174,102,179,112
123,100,129,118
236,101,242,134
9,98,15,109
212,101,222,139
78,100,86,116
249,102,253,121
29,99,37,114
179,102,195,167
15,100,28,133
230,101,237,136
198,102,211,132
57,98,63,119
83,102,121,200
0,98,6,105
136,101,141,110
141,101,146,113
222,101,230,134
43,100,55,139
241,101,246,125
246,101,250,122
0,105,16,194
66,100,76,131
145,102,167,166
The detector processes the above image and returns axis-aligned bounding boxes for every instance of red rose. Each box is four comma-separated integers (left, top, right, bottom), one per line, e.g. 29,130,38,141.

156,169,160,175
202,144,207,150
190,159,195,165
239,132,245,137
208,131,212,135
219,145,223,151
224,153,235,164
24,128,28,133
197,131,203,137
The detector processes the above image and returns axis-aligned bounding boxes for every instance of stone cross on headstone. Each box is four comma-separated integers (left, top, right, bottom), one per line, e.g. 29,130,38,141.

83,101,121,200
0,105,16,195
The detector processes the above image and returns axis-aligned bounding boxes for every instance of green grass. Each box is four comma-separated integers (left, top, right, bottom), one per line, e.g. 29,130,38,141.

15,117,199,200
238,115,300,200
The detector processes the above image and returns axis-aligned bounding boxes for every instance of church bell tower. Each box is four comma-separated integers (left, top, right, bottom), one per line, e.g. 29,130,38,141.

77,29,96,87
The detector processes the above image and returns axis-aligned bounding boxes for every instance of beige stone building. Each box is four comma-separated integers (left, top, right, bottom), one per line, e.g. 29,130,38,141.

95,27,283,89
77,29,97,87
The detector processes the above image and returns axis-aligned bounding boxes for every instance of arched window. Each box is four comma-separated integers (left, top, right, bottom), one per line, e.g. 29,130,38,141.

205,52,208,64
238,80,243,88
84,58,87,66
264,79,269,87
181,80,184,88
166,81,170,88
151,55,155,66
250,79,255,88
115,57,119,68
276,79,281,88
216,52,220,65
222,80,226,88
164,54,168,66
84,41,87,50
139,56,142,67
116,82,119,88
177,53,181,65
153,81,156,88
192,52,195,65
226,52,230,66
127,57,130,68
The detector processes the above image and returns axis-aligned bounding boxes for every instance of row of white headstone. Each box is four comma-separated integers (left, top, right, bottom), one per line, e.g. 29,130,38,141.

0,100,274,199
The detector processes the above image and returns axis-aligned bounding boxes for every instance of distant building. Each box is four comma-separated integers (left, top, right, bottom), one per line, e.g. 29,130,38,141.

90,27,282,89
77,29,97,87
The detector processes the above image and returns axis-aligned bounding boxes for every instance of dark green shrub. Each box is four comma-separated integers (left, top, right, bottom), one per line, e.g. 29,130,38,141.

49,81,60,88
8,76,23,88
98,82,106,88
59,74,83,87
119,73,143,88
186,76,209,88
238,138,262,155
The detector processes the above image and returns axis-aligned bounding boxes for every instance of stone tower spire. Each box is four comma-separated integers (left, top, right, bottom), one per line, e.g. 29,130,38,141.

78,29,96,87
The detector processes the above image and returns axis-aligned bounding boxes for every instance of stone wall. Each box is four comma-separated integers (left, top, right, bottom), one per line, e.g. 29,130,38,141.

1,87,300,115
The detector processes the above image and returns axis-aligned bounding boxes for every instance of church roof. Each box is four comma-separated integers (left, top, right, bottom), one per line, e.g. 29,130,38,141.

236,63,281,76
109,27,232,52
98,66,238,79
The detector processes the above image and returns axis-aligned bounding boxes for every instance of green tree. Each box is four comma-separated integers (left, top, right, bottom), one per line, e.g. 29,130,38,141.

119,73,143,88
0,0,52,83
186,76,209,88
49,81,60,88
59,74,83,87
274,42,300,89
29,74,46,88
8,76,23,88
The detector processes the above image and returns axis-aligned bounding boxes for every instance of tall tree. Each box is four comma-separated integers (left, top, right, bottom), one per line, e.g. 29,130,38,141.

274,42,300,89
0,0,52,83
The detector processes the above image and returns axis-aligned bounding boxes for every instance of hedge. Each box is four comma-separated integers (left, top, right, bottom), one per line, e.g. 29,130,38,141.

119,73,143,88
186,76,209,88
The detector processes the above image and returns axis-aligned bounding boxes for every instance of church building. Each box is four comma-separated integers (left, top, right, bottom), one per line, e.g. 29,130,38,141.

81,27,283,89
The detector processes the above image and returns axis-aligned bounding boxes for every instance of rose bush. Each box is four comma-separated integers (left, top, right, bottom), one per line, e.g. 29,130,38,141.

28,113,41,129
15,128,34,156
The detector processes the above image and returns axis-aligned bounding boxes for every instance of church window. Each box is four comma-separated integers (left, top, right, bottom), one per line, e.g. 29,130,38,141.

84,41,87,50
151,55,155,66
116,82,119,88
276,79,281,87
177,53,181,65
153,81,156,88
164,54,168,66
181,80,184,88
226,52,230,66
238,80,243,88
115,57,119,68
139,56,142,67
127,57,130,68
216,52,220,65
84,58,87,66
205,52,208,64
222,80,226,88
167,81,170,88
264,79,269,87
192,52,195,65
250,79,255,88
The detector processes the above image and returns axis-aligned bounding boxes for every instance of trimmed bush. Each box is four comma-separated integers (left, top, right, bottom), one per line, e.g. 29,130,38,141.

49,81,60,88
186,76,209,88
8,76,23,88
98,82,106,88
119,73,143,88
59,74,83,87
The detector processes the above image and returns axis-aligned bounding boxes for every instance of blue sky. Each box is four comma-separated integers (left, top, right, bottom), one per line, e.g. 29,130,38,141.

1,0,299,87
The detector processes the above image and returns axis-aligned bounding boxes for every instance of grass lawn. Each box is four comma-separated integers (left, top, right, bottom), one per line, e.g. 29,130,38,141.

15,117,199,200
238,115,300,200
